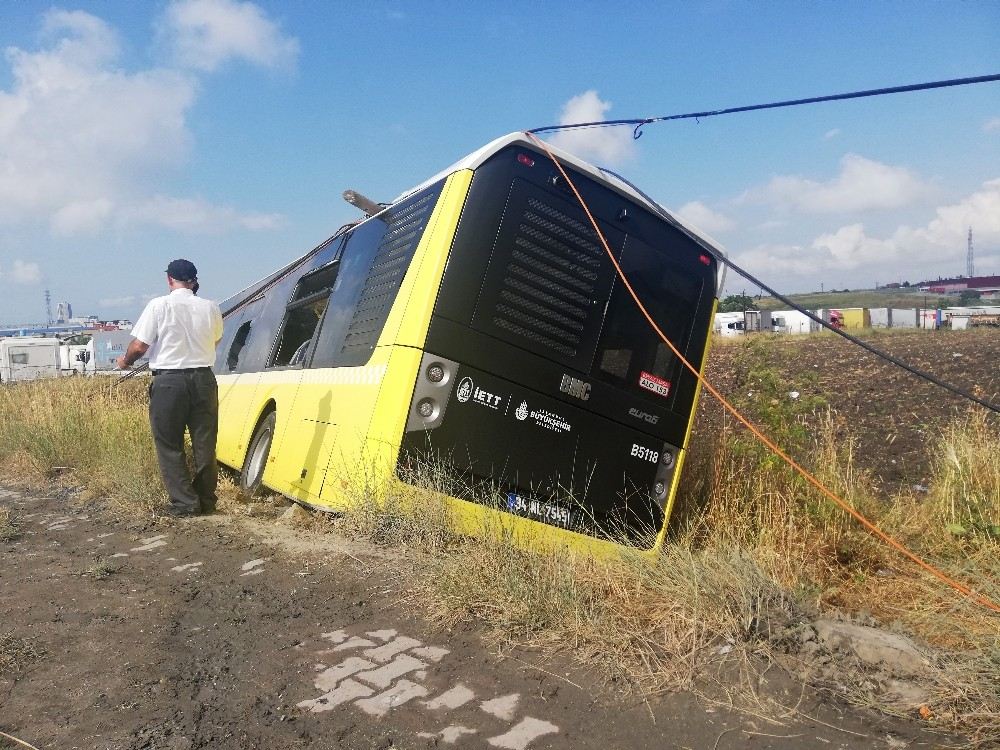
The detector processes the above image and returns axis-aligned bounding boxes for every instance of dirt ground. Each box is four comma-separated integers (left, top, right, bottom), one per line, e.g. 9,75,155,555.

1,487,948,750
694,328,1000,492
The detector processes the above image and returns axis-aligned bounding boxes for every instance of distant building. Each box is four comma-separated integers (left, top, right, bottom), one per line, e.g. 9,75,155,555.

917,275,1000,294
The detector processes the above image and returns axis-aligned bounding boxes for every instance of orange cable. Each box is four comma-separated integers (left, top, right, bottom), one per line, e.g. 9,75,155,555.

524,131,1000,614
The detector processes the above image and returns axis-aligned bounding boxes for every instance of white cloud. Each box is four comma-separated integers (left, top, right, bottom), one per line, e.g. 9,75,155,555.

742,154,931,214
823,128,841,140
52,199,116,236
3,259,43,284
0,10,195,227
98,295,136,308
0,8,286,236
547,90,636,166
983,117,1000,134
894,178,1000,258
675,201,735,235
733,179,1000,278
120,196,284,233
163,0,299,72
754,219,787,231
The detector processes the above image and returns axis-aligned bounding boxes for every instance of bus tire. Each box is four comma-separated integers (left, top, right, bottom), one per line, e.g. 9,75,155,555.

240,411,276,496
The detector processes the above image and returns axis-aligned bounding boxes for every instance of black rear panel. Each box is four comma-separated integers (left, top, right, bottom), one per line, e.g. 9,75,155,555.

400,144,718,545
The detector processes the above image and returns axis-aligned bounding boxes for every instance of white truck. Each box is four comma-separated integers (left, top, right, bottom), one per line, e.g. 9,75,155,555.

0,337,61,382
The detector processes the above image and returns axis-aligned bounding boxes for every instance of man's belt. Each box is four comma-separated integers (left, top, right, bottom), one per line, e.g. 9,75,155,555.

151,367,213,375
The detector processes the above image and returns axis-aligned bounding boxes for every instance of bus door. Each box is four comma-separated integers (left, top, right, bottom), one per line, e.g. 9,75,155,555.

258,260,341,498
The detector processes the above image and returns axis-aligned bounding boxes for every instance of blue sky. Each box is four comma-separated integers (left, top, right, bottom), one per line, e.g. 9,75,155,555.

0,0,997,323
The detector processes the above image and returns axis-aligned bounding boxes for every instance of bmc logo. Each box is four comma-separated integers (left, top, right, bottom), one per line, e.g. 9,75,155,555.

559,374,591,401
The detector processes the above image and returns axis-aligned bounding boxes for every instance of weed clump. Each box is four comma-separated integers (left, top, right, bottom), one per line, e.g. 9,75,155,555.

0,632,43,678
0,507,19,542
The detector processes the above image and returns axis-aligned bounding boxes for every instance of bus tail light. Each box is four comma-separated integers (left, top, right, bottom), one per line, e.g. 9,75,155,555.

405,352,461,433
416,398,438,419
517,153,535,167
651,443,679,509
426,362,447,383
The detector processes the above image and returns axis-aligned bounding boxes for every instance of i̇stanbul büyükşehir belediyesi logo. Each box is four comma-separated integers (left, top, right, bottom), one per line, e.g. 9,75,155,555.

456,377,473,403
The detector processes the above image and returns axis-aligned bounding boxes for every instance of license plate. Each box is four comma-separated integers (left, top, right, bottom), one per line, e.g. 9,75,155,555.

505,492,574,529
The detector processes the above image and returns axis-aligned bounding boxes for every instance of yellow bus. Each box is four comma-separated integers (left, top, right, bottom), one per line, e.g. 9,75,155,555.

214,133,725,554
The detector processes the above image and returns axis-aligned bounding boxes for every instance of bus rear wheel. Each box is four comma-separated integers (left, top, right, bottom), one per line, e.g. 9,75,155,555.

240,411,276,496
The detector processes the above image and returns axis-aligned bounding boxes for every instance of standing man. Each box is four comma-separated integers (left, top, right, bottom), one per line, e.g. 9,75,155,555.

117,259,224,517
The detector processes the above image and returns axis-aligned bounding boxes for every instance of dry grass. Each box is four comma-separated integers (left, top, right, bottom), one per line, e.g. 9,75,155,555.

0,377,162,512
335,458,460,553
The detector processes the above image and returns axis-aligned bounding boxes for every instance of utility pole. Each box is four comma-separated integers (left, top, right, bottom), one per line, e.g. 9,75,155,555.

966,227,975,277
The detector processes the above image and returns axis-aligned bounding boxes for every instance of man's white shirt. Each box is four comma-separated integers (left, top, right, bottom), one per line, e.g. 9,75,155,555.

131,289,223,370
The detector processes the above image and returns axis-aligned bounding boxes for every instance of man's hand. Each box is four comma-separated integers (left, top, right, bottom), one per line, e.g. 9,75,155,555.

118,339,149,370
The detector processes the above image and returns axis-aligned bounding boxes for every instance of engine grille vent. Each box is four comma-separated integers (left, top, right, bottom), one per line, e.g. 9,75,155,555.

491,196,604,360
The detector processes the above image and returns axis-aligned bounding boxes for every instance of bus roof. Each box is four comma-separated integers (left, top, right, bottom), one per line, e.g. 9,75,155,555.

393,132,727,286
223,133,728,311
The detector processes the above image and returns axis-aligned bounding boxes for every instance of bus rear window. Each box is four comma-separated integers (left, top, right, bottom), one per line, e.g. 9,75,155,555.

592,234,705,409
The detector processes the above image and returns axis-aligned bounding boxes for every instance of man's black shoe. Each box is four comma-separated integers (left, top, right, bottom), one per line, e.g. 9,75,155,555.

200,503,217,515
161,505,199,518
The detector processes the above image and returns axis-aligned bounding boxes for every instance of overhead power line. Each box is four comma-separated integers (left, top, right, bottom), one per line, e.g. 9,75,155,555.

528,73,1000,139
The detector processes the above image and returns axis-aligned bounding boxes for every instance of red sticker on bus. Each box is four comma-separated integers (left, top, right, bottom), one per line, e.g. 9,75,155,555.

638,371,671,398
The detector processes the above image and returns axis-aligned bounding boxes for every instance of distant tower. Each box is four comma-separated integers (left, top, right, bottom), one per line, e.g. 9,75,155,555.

44,289,53,326
967,227,975,278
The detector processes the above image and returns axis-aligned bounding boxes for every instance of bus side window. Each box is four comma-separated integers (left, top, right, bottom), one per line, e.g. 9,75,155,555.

311,183,443,368
268,262,339,368
227,321,252,371
214,297,264,374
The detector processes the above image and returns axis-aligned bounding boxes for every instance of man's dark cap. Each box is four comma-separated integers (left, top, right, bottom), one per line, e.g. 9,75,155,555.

166,259,198,282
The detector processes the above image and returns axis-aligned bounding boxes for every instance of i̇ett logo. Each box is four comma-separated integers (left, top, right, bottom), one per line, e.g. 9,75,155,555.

456,377,473,403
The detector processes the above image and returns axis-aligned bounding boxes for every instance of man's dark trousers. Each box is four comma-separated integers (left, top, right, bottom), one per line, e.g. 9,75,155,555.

149,368,219,514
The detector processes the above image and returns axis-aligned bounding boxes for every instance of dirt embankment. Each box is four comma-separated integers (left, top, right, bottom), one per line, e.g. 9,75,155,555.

693,328,1000,491
0,488,945,750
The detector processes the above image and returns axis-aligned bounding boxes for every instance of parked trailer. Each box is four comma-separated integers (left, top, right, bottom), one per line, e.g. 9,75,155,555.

91,331,147,371
743,310,773,332
59,331,149,374
771,309,817,334
889,308,919,328
59,337,91,373
713,311,745,336
0,337,60,382
839,308,870,330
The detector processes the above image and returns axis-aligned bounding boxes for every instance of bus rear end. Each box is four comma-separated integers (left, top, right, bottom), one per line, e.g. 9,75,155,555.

397,139,722,552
